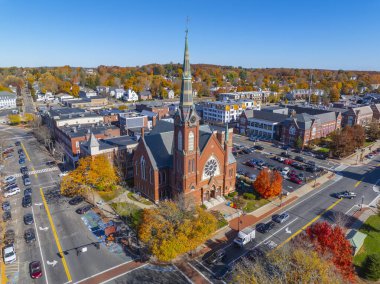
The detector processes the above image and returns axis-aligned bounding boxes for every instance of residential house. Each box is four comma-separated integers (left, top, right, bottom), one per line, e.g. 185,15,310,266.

79,87,97,98
286,89,325,100
167,89,175,99
109,88,125,99
123,89,138,102
55,93,74,102
346,230,367,255
0,91,17,109
138,90,152,101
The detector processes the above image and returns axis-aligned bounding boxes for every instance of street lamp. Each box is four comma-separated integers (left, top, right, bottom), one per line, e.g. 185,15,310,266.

360,195,364,211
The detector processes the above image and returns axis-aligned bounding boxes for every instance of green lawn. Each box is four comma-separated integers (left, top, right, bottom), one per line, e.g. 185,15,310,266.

111,202,143,228
127,192,153,206
243,198,270,213
354,215,380,271
98,187,124,202
317,147,330,153
364,141,375,148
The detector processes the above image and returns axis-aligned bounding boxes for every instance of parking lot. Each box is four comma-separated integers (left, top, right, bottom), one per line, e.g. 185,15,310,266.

233,145,325,194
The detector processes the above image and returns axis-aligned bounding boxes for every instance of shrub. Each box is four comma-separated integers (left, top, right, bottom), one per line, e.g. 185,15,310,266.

363,253,380,281
228,191,238,198
243,193,256,200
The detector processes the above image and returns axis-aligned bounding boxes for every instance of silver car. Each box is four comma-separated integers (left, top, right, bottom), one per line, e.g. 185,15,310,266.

274,212,290,223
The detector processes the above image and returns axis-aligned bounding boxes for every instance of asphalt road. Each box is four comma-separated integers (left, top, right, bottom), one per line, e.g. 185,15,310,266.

195,149,380,281
1,126,134,284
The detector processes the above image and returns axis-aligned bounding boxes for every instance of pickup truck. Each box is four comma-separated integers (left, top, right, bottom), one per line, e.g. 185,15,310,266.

234,227,256,247
334,191,357,199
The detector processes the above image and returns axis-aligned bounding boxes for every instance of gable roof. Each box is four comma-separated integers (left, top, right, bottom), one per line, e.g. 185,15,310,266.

144,131,173,169
347,229,367,255
249,110,288,123
149,120,174,135
351,105,373,116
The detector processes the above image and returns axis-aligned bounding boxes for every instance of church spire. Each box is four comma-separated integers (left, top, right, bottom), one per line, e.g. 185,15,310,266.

179,30,193,120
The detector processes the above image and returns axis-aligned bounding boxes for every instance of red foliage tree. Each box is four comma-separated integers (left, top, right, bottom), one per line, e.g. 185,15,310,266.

306,222,355,282
253,169,283,198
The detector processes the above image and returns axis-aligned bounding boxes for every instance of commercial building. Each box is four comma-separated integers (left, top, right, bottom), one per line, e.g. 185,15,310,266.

118,112,148,135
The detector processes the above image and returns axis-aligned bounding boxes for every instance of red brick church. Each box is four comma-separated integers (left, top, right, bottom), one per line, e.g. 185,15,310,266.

132,32,236,205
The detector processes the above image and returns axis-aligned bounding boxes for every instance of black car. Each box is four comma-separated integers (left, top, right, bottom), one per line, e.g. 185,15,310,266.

46,161,56,166
20,166,28,175
3,211,12,222
75,205,93,214
15,141,21,146
280,152,291,158
22,196,32,208
316,153,327,160
254,145,264,151
24,213,34,225
24,228,36,244
214,263,233,280
2,201,11,211
69,196,84,205
295,156,305,163
18,148,24,154
205,250,226,265
257,221,275,233
24,188,32,196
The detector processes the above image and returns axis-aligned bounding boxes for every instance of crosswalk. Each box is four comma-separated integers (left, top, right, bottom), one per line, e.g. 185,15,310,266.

5,167,60,178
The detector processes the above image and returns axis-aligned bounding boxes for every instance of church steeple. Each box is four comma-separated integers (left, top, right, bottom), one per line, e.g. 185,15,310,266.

179,30,193,120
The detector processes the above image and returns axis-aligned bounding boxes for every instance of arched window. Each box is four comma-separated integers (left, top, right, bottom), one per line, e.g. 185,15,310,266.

141,156,146,180
188,131,194,151
178,131,183,151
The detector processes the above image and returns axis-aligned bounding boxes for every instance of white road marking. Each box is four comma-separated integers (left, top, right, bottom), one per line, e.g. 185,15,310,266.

32,206,49,284
194,259,216,276
228,217,299,265
99,263,149,284
187,262,213,284
173,264,194,284
47,260,58,267
35,203,43,206
39,226,49,231
75,260,133,283
4,167,59,178
285,227,291,234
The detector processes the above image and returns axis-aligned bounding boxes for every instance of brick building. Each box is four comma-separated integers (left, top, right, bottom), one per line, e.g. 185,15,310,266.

342,106,373,127
135,102,169,119
132,33,236,206
370,104,380,122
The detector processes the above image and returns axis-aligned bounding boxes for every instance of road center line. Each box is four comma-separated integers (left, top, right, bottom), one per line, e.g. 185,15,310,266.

355,177,365,188
40,187,72,283
32,205,49,284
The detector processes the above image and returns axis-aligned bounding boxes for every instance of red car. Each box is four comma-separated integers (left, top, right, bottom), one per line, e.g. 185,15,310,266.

290,176,302,184
283,159,294,165
29,261,42,279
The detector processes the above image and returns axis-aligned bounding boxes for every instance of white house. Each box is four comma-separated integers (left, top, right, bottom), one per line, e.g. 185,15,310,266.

36,91,55,102
79,87,97,98
0,91,17,109
167,89,175,99
55,93,74,102
123,89,138,102
110,88,125,99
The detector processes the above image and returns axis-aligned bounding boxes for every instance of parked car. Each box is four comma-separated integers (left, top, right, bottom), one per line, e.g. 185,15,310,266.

29,261,43,279
59,171,69,177
19,158,25,164
256,160,265,167
24,228,36,244
273,212,290,224
15,141,21,146
4,187,21,197
46,161,56,166
3,211,12,222
282,167,290,175
283,159,293,165
366,154,375,159
206,250,226,265
22,196,32,208
297,173,305,180
75,205,93,214
257,221,275,233
334,191,357,199
307,160,316,166
24,188,32,196
19,153,26,159
2,201,11,211
24,213,34,225
69,196,84,205
20,166,28,175
23,177,31,186
18,149,24,154
4,176,16,184
280,152,291,158
316,153,327,160
254,145,264,151
295,156,305,163
304,151,316,157
290,176,302,184
215,263,233,280
3,245,16,264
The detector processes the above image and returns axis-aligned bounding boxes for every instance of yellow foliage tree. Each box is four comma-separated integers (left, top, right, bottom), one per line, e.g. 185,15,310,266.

23,113,35,123
60,155,119,197
8,114,21,125
139,201,217,262
71,84,80,97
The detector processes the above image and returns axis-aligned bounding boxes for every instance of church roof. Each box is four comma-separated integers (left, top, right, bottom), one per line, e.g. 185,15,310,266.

144,131,174,169
88,133,100,148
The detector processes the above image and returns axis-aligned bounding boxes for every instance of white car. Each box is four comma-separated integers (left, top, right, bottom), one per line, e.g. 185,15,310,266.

59,171,69,177
3,245,16,264
4,176,16,184
282,167,290,176
4,188,21,198
366,154,375,159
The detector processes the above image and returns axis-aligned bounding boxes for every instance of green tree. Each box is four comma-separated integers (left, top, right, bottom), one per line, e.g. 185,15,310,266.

363,253,380,281
295,135,303,149
329,87,340,102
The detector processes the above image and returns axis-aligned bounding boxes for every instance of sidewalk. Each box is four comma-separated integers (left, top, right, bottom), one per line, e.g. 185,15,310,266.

335,140,380,167
110,190,154,209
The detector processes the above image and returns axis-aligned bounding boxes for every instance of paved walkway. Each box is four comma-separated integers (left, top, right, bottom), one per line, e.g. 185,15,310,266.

110,191,154,209
175,261,210,284
337,141,380,167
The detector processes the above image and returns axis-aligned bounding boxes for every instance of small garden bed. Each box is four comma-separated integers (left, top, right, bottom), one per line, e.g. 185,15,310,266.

98,187,124,202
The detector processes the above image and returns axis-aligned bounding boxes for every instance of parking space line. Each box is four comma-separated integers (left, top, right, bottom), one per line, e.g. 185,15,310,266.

20,142,31,162
40,187,72,283
194,259,215,276
32,205,49,284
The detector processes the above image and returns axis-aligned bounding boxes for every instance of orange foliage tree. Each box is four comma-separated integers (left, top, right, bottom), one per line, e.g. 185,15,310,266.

253,169,282,198
306,222,355,282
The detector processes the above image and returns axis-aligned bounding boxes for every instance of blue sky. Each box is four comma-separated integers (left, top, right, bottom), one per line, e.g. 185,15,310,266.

1,0,379,70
